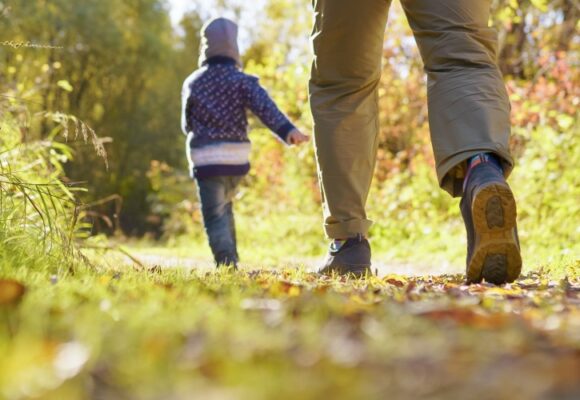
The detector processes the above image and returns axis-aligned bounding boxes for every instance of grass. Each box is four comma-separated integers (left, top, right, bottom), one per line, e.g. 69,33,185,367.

1,262,579,399
127,205,579,279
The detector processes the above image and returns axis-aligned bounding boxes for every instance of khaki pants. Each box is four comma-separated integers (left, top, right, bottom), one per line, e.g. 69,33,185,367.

309,0,514,239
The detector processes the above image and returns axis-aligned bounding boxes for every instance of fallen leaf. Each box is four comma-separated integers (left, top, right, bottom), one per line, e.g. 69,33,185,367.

0,279,26,305
271,280,303,296
383,274,408,287
416,307,510,328
484,286,525,299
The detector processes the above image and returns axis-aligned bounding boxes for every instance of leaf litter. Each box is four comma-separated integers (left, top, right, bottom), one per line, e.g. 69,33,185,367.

1,267,579,399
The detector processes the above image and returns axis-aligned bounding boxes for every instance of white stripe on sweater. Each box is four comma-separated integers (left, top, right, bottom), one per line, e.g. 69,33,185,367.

189,142,251,167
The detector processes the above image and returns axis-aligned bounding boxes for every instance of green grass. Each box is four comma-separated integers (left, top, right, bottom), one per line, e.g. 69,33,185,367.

1,261,579,399
131,205,579,279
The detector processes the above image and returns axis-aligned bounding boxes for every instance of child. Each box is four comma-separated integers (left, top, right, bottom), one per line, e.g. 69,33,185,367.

181,17,309,268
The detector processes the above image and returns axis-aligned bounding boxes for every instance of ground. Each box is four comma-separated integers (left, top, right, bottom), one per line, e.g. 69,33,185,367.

1,250,579,400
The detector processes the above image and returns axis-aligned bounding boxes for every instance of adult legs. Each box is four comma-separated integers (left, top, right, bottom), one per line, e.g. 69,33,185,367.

401,0,513,196
402,0,521,283
309,0,391,239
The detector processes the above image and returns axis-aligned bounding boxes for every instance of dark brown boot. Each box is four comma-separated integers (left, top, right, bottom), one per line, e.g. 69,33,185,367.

318,235,372,278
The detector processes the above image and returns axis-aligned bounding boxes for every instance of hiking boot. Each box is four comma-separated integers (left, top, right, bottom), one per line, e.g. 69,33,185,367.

461,162,522,284
318,235,372,277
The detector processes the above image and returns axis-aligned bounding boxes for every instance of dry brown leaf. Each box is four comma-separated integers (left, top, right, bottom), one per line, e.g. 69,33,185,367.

383,274,408,287
0,279,26,305
418,307,510,328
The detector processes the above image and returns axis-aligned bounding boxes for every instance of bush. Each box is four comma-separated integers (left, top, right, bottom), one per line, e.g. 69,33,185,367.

0,108,94,273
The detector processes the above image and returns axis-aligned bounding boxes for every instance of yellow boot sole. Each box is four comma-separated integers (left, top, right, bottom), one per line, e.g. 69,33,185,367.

466,183,522,284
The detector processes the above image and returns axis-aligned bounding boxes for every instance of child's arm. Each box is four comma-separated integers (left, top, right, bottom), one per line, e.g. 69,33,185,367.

286,128,309,145
243,77,308,145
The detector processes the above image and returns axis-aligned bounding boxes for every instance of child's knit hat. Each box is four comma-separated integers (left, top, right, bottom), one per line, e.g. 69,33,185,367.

199,18,241,67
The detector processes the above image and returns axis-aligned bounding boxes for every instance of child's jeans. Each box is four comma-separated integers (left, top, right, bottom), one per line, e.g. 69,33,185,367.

195,176,243,266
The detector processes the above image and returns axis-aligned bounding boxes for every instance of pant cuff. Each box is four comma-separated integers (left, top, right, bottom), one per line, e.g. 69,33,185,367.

324,218,373,239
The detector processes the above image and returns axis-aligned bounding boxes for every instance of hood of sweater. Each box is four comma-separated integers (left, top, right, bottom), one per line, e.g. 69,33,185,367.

198,18,241,67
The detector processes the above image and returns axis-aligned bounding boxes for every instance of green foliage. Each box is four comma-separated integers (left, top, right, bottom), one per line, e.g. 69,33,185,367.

0,0,201,233
0,112,86,272
490,0,578,77
145,160,202,241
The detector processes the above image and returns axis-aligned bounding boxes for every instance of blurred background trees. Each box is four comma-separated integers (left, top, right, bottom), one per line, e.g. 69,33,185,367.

1,0,578,264
1,0,202,234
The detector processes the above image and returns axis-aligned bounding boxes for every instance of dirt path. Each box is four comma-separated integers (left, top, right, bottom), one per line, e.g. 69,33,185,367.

128,252,463,277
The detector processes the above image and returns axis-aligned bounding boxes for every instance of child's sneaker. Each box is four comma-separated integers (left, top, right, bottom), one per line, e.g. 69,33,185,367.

216,253,238,270
318,234,372,277
461,161,522,284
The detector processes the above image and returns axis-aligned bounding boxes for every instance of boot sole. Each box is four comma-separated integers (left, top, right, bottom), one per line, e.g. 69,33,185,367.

467,183,522,284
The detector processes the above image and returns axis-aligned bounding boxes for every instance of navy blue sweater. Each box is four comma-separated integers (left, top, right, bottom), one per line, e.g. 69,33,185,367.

181,56,296,179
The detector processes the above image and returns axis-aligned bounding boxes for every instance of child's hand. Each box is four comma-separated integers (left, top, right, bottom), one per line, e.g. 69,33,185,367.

287,128,310,145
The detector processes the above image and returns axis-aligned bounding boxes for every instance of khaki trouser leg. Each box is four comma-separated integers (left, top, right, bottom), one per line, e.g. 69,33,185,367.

309,0,391,239
401,0,513,196
310,0,514,239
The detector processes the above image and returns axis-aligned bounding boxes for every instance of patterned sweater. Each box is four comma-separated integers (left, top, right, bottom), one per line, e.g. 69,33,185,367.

181,56,296,179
